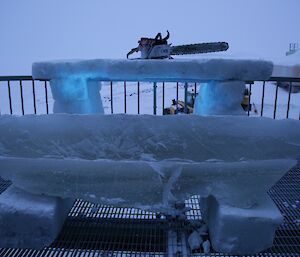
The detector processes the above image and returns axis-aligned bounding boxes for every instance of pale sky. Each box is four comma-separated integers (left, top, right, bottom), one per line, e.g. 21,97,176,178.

0,0,299,75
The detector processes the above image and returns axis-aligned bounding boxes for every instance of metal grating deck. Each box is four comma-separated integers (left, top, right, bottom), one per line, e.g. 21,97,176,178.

0,162,299,257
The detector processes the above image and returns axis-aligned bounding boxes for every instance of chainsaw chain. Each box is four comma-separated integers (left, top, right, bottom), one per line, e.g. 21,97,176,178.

170,42,229,55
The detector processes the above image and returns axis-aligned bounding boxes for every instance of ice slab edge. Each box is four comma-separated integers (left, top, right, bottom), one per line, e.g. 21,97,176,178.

0,186,74,249
200,195,283,254
0,158,296,211
0,114,299,162
32,58,273,114
32,58,273,82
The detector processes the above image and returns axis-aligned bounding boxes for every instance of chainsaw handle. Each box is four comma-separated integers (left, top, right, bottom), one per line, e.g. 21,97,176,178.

163,30,170,41
127,47,139,59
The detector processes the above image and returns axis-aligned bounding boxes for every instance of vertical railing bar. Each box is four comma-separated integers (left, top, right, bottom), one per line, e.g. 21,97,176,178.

32,80,37,114
273,83,279,119
162,82,165,114
184,82,188,114
194,82,197,114
137,81,140,114
44,81,49,114
124,81,127,114
286,81,292,119
176,82,179,114
247,83,252,116
110,81,113,114
153,82,157,115
260,81,265,117
20,80,24,115
7,81,13,115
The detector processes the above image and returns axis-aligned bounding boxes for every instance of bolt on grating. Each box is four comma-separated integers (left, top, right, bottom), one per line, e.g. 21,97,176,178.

0,160,299,257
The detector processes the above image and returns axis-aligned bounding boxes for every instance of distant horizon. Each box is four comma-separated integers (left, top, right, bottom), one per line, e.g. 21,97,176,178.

1,0,299,75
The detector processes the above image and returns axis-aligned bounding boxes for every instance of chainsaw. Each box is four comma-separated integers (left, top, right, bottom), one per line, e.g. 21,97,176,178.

127,31,229,59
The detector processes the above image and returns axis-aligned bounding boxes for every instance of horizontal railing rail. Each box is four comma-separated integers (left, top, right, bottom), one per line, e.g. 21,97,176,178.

1,75,300,82
0,76,35,81
0,76,299,120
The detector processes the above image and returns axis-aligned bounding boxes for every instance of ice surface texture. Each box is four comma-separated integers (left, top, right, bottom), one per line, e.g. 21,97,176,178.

200,195,283,254
32,58,273,82
194,81,245,116
0,114,299,253
0,114,299,209
0,186,73,249
0,157,295,211
51,79,104,114
1,114,299,162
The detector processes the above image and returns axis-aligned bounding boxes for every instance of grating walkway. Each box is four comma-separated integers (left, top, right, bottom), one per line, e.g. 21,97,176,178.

0,162,299,257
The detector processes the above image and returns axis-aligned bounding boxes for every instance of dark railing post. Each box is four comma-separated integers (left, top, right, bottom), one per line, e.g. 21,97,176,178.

286,82,292,119
1,76,300,119
20,80,24,115
32,80,37,114
260,81,265,117
162,82,165,114
110,81,113,114
7,81,12,115
273,83,279,119
124,81,127,114
44,81,49,114
247,83,252,116
153,82,157,115
184,82,188,114
137,81,140,114
176,82,179,114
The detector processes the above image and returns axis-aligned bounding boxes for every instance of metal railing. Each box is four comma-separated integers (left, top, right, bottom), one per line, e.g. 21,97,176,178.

246,77,300,119
0,76,49,115
0,76,299,119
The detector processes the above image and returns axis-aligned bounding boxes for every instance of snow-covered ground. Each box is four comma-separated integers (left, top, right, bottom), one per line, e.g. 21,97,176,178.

0,80,299,119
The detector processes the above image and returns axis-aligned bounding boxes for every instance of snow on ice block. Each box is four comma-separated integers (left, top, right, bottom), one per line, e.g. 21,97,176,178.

194,80,245,116
0,186,73,249
0,158,296,211
200,195,283,254
50,79,104,114
32,58,273,114
0,114,299,162
32,58,273,82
